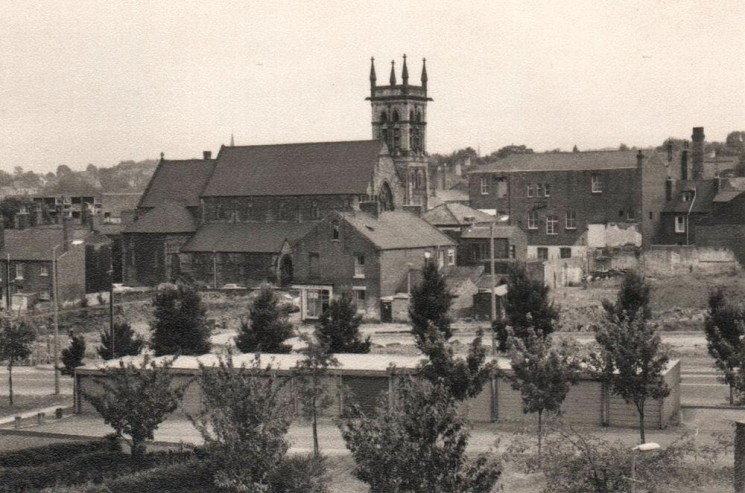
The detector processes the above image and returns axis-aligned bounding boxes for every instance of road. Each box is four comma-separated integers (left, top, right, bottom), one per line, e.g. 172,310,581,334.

0,366,74,396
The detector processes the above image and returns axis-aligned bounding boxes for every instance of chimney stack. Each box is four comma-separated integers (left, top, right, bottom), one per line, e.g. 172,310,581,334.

681,141,689,181
62,215,72,252
665,177,674,201
203,150,212,160
359,200,380,218
666,141,673,162
692,127,705,180
636,150,644,169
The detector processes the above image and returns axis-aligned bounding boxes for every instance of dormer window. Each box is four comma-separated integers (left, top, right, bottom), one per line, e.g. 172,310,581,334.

680,191,695,202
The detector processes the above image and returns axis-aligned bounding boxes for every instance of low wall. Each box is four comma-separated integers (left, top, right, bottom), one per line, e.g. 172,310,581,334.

75,356,680,430
594,246,739,277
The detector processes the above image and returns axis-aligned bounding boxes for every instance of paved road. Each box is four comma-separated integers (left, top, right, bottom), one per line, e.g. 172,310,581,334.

0,366,74,396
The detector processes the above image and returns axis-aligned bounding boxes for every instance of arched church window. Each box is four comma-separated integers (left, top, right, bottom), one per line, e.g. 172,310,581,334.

380,111,388,123
416,110,422,122
409,110,414,122
392,110,399,123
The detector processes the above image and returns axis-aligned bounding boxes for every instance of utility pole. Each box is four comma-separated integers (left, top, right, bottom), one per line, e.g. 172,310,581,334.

51,244,60,395
489,222,497,322
109,255,115,359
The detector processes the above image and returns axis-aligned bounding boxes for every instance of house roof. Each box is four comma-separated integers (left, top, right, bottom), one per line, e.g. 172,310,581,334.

427,188,470,208
422,202,494,226
181,222,316,253
138,159,216,208
460,224,524,239
0,226,91,261
337,211,456,250
100,193,142,215
713,190,745,203
124,202,197,234
662,180,718,214
201,140,385,197
472,150,646,174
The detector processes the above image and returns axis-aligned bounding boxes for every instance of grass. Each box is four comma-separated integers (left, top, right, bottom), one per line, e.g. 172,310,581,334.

0,393,72,417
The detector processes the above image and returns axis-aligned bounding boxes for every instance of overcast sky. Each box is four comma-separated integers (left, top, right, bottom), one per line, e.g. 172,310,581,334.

1,0,743,172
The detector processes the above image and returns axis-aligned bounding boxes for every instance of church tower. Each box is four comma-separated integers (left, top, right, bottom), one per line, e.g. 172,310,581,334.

367,55,432,208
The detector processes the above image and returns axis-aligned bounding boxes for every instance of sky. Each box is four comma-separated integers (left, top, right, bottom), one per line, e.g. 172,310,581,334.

1,0,743,172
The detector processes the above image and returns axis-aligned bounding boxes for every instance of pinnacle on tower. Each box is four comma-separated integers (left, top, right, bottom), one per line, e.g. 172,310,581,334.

401,54,409,86
389,60,397,85
369,57,376,85
421,58,428,85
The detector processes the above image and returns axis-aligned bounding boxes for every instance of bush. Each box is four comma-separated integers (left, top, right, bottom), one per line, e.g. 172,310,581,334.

103,458,215,493
0,440,114,468
235,285,294,353
268,454,329,493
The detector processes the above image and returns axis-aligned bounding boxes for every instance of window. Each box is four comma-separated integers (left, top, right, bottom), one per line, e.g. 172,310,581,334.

536,184,543,197
528,210,538,229
675,215,686,233
649,211,654,220
496,178,507,198
14,263,24,280
354,254,365,278
560,247,572,259
480,177,491,195
619,210,624,217
565,210,577,229
591,173,603,193
353,288,366,312
537,247,549,260
332,223,340,240
546,215,558,235
472,242,489,261
40,264,49,277
310,200,320,219
544,183,551,197
447,248,455,266
527,184,535,197
509,245,516,259
626,209,635,221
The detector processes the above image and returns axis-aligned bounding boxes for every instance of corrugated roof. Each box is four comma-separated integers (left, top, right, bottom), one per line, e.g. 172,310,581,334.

338,211,456,250
461,224,523,239
0,226,90,261
422,203,494,226
181,222,316,253
138,159,216,208
124,202,197,234
202,140,384,197
472,150,645,173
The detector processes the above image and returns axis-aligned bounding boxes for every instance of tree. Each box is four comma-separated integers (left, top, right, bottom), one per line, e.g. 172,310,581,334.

235,285,293,353
601,270,651,323
409,260,453,347
81,356,187,460
60,333,86,376
703,288,745,404
0,318,36,406
190,354,302,492
506,331,581,458
98,319,145,360
56,164,73,178
418,326,493,401
150,284,211,356
340,377,501,493
315,293,370,353
295,336,339,457
592,312,670,443
493,265,559,351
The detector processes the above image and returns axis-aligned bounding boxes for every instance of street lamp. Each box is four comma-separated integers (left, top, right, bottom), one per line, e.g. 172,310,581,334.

630,442,661,493
52,238,84,395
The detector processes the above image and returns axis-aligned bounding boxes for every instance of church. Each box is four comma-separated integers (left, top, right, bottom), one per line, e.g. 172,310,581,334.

121,56,447,296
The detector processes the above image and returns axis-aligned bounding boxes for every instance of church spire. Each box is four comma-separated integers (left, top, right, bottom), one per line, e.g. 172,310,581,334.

389,60,397,85
401,54,409,86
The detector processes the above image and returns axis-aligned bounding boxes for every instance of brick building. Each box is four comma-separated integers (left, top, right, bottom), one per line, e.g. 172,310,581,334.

291,207,456,320
469,149,674,259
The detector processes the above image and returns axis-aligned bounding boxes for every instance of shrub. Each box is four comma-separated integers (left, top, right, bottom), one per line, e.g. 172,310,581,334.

150,284,211,356
235,285,293,353
409,260,453,346
315,293,370,353
0,440,114,468
98,320,145,360
103,458,215,493
61,333,87,376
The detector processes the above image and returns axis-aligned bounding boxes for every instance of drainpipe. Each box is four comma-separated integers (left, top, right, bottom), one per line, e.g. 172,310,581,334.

686,188,696,246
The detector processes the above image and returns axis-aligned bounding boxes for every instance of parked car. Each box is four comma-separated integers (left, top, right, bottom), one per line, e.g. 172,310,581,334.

221,283,246,290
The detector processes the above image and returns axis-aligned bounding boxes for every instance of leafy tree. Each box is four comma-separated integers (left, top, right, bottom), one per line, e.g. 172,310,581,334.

295,335,339,457
56,164,73,178
409,260,453,347
592,312,670,443
418,325,493,401
0,197,34,228
60,333,86,376
506,331,581,458
493,265,559,351
315,293,370,353
619,143,630,151
190,354,312,492
340,377,501,493
150,284,211,356
98,320,145,360
703,288,745,404
0,318,36,406
236,285,293,353
81,356,187,460
601,270,651,323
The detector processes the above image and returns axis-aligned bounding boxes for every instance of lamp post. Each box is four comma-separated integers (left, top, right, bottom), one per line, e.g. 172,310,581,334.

630,442,661,493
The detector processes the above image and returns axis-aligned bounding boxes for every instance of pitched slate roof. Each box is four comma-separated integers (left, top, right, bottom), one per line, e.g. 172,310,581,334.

202,140,384,197
100,193,142,215
0,226,90,261
124,202,197,234
662,180,718,214
181,222,316,253
337,211,456,250
138,159,216,208
472,150,646,174
422,203,494,226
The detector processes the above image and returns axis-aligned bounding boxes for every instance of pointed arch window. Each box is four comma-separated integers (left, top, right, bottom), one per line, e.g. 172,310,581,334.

392,110,400,123
310,200,320,219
